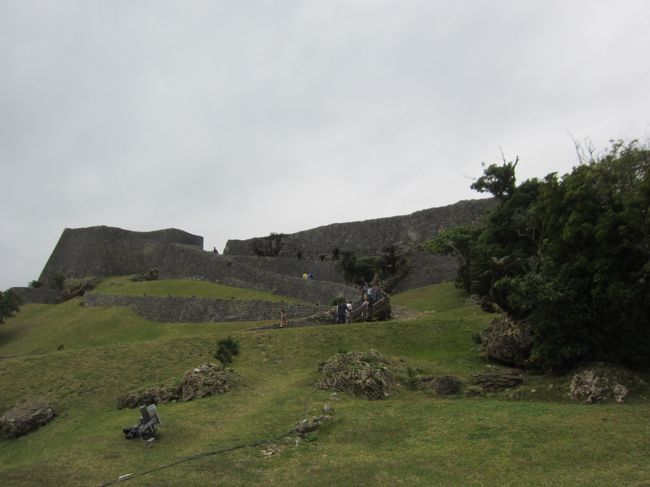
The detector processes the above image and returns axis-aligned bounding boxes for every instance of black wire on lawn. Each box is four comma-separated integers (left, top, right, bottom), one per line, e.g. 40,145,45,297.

98,428,296,486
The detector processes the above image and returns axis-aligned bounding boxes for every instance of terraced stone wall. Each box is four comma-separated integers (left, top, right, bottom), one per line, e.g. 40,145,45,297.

84,294,323,323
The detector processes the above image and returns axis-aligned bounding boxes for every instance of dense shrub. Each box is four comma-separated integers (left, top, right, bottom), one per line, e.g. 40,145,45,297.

214,336,240,365
338,246,410,291
427,140,650,371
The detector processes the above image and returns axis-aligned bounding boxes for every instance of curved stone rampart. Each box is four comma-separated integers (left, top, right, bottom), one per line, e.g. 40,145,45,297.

35,198,492,304
224,198,493,258
84,293,323,323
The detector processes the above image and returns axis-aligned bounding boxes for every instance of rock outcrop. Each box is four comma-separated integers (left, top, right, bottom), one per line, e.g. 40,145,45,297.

0,400,56,439
569,365,636,404
318,350,393,400
480,315,533,367
117,363,234,409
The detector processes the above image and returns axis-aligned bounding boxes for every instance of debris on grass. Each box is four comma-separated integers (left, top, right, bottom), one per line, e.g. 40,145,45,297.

261,404,335,459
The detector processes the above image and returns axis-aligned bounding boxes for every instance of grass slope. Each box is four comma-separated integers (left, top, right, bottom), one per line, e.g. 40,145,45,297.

92,276,302,302
1,281,649,486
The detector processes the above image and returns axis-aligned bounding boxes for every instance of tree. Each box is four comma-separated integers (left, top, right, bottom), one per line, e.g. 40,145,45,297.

423,225,481,292
470,157,518,199
427,140,650,370
0,290,21,324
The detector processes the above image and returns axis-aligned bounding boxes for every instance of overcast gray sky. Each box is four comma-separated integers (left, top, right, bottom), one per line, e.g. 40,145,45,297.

1,0,649,290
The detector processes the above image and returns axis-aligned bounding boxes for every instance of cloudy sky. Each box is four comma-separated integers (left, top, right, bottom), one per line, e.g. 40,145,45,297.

1,1,649,290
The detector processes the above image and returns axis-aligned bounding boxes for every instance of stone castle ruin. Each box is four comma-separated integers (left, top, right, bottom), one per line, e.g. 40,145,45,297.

16,198,492,319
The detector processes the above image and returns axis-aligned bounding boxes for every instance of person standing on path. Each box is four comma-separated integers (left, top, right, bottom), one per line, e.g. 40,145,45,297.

280,309,288,328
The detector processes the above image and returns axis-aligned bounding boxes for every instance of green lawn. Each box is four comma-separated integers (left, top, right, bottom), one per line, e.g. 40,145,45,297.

92,276,302,303
1,281,649,486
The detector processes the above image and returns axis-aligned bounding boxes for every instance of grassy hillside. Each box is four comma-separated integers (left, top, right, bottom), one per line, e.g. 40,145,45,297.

1,281,649,486
92,276,301,302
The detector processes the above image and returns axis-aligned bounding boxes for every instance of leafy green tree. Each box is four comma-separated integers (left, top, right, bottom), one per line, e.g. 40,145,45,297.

428,140,650,370
423,225,481,292
471,158,518,199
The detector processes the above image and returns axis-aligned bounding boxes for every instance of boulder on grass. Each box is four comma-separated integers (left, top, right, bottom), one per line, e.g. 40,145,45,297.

569,365,636,404
480,315,533,367
117,363,233,409
318,350,393,400
117,386,180,409
0,400,56,439
178,363,232,401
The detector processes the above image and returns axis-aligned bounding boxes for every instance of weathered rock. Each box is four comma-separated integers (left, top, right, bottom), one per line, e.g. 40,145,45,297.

430,375,463,395
480,315,533,367
117,386,180,409
117,363,233,409
471,372,523,391
178,363,232,401
294,415,331,436
569,365,634,404
318,350,393,400
0,400,56,439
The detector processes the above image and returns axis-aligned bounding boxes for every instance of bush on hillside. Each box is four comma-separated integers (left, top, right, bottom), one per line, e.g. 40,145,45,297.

426,140,650,371
60,277,101,300
338,245,410,291
214,336,240,365
131,268,159,282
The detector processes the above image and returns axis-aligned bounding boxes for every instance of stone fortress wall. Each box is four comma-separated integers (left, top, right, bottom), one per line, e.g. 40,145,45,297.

38,226,204,284
36,226,358,306
25,198,494,319
223,198,494,292
223,199,493,258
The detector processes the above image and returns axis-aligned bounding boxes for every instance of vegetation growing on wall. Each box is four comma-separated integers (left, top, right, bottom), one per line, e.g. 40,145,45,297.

426,140,650,371
251,232,288,257
338,245,410,291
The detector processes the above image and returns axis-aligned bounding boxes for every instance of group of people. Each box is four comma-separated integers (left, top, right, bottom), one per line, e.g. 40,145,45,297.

359,282,386,321
333,283,387,324
302,272,314,280
335,300,353,324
